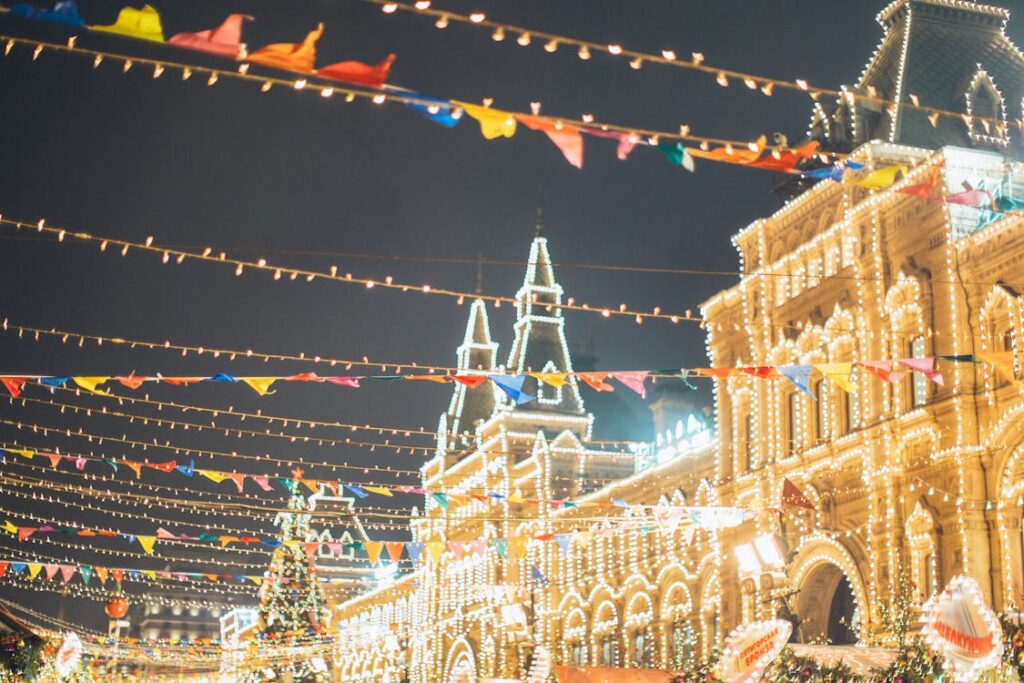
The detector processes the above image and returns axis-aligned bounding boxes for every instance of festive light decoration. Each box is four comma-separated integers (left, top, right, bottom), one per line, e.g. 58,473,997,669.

0,29,829,174
719,620,791,683
356,0,1019,137
921,576,1003,683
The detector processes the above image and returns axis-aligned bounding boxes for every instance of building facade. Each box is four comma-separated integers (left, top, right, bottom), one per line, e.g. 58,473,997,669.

331,1,1024,680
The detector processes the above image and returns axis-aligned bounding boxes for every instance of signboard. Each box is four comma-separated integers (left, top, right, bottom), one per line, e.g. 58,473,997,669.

720,620,792,683
54,632,82,678
921,575,1003,683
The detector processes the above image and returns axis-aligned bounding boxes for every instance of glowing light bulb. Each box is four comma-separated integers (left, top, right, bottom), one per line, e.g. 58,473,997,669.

491,27,505,41
434,15,449,28
661,49,676,60
578,45,591,60
517,33,531,47
381,3,398,13
543,39,558,53
469,12,485,23
608,44,622,55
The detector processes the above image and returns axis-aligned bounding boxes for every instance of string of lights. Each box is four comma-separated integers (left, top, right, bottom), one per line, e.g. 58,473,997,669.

0,212,699,325
0,33,822,170
362,0,1019,136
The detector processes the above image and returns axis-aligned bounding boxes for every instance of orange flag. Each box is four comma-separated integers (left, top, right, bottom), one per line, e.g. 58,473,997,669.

576,372,614,392
385,542,405,562
365,542,384,565
248,24,323,73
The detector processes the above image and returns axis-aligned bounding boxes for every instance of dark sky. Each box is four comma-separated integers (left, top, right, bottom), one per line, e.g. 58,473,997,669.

0,0,1018,637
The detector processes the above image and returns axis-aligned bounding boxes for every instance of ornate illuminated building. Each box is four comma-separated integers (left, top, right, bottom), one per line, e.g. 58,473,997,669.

330,1,1024,680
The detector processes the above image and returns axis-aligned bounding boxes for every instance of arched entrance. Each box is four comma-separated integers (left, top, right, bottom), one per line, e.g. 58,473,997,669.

445,639,477,683
795,563,859,644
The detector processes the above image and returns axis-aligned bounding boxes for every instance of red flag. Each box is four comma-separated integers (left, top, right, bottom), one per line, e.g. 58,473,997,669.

897,162,944,199
0,378,28,397
946,189,994,208
116,374,147,389
748,141,820,172
317,54,395,88
449,374,488,388
576,372,614,392
781,478,814,510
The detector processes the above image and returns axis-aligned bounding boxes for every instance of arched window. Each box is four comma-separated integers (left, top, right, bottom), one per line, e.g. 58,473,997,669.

910,336,928,407
965,68,1008,146
844,370,859,433
741,412,754,472
787,392,801,454
814,380,827,443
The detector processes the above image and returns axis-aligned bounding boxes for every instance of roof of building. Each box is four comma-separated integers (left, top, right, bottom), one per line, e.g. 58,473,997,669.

808,0,1024,155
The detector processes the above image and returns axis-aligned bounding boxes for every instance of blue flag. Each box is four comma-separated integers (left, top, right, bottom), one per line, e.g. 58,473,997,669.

489,374,535,405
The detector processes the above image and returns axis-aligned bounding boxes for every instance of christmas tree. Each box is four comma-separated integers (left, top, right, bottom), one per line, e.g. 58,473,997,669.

250,468,332,682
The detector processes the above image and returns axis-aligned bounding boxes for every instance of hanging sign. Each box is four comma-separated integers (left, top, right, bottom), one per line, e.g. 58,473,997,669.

921,576,1002,683
720,620,792,683
54,631,82,678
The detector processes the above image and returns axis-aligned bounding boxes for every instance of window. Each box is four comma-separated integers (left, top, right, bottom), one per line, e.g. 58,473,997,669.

787,392,801,454
633,630,651,668
923,552,935,597
814,380,827,442
599,636,615,666
910,336,928,407
571,643,585,666
843,374,858,434
744,412,755,472
672,622,695,669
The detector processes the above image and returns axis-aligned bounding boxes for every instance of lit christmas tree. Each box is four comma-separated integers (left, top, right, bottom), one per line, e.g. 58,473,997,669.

249,467,332,683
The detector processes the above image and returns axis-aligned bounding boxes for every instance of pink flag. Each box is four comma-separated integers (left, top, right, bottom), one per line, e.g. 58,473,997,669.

584,128,637,160
250,474,273,491
447,541,465,561
898,357,944,386
156,528,177,540
325,376,361,388
44,564,59,580
169,14,252,59
611,371,649,398
60,565,76,583
325,542,343,556
516,116,584,169
946,189,993,208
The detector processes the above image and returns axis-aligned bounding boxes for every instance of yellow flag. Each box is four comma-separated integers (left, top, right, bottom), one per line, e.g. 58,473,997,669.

72,377,110,394
977,351,1018,385
426,540,444,564
137,535,157,555
9,449,33,459
242,378,277,396
850,165,906,189
365,541,384,565
815,363,854,392
458,103,517,139
507,494,524,504
27,564,42,579
363,486,393,497
508,537,528,559
141,570,157,580
530,373,567,388
198,469,228,483
2,521,16,534
246,576,263,586
92,4,164,42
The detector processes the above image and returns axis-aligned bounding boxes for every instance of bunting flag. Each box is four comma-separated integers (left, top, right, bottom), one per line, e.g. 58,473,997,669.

492,539,508,559
611,371,649,398
508,537,527,559
859,360,905,384
364,542,383,566
242,378,277,396
385,542,404,563
897,357,944,386
897,162,944,199
167,14,251,59
748,141,820,172
405,542,423,564
425,540,443,564
804,160,864,182
815,363,854,392
71,376,109,395
0,378,26,398
137,536,158,555
655,142,696,171
686,507,749,529
554,533,573,556
776,365,814,397
248,23,323,73
850,165,906,189
431,492,449,509
516,116,584,169
317,54,396,88
781,478,815,510
402,93,463,128
489,374,534,405
583,128,637,161
976,351,1017,385
91,4,164,42
11,0,85,27
531,372,567,388
449,374,488,388
576,372,614,392
946,188,994,208
459,103,517,140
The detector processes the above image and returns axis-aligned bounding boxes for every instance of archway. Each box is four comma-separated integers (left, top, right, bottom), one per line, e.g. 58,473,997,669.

445,639,477,683
794,563,859,644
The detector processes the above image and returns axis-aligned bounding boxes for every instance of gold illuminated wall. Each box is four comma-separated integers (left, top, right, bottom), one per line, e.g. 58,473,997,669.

331,143,1024,682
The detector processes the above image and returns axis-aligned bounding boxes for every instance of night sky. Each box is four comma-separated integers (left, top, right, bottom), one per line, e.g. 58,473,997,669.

0,0,1018,636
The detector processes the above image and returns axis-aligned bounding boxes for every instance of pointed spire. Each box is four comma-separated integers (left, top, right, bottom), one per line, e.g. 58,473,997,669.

444,299,498,445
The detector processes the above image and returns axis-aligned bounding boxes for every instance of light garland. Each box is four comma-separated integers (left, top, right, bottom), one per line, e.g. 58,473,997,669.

360,0,1021,137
